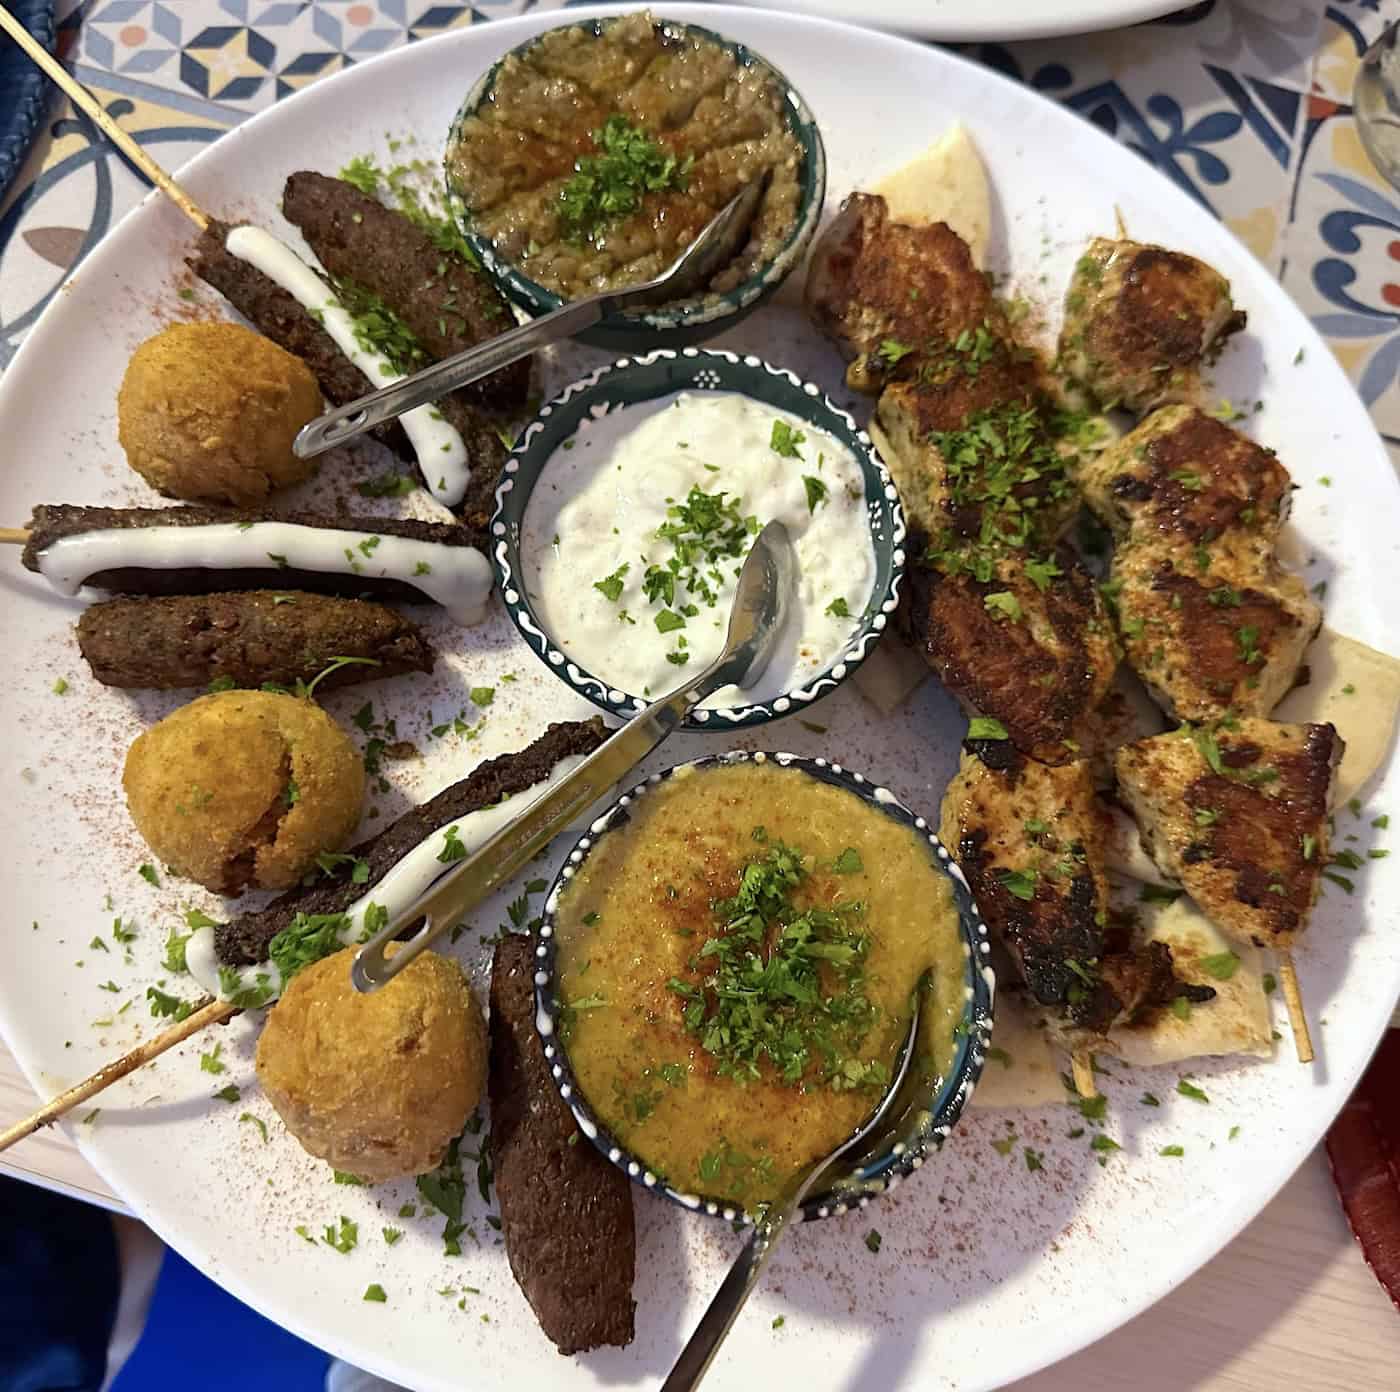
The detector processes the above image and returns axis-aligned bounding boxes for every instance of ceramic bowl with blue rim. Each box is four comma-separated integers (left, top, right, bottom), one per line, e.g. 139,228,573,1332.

490,347,906,730
443,13,826,353
531,749,994,1225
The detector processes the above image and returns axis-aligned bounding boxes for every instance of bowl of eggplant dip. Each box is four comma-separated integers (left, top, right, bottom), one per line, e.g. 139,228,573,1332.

444,10,826,351
491,347,906,728
535,749,994,1222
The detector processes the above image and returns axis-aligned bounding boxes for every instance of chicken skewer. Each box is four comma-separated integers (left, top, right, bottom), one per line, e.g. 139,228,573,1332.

0,719,608,1154
1114,718,1342,1065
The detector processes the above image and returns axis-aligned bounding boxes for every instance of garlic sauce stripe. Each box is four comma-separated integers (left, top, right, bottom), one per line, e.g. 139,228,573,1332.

224,225,471,507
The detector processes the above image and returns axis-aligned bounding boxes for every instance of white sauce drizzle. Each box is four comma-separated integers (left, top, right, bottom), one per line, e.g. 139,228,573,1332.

524,392,876,708
186,754,587,1004
224,225,470,507
36,520,492,626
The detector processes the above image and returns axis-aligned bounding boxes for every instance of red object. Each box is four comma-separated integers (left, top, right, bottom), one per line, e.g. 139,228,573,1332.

1327,1029,1400,1311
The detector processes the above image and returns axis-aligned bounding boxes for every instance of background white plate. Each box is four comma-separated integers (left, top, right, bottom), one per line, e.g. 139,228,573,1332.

1,7,1397,1392
728,0,1182,42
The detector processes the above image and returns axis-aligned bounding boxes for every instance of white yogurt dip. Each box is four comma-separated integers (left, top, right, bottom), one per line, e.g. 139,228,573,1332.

522,392,876,708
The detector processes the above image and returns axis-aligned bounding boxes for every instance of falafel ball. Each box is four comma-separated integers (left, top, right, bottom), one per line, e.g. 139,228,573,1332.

122,689,364,895
117,322,322,507
256,947,487,1181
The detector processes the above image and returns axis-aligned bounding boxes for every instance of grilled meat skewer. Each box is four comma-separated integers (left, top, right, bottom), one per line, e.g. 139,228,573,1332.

1115,718,1343,951
281,171,529,416
76,591,435,692
22,504,491,622
215,719,607,967
940,742,1213,1050
1058,237,1246,415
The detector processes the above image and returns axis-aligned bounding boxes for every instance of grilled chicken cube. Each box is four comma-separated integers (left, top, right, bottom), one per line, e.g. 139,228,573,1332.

1079,405,1293,547
1107,545,1321,720
1114,718,1343,949
904,547,1118,765
1058,237,1246,414
805,192,996,394
872,357,1063,539
940,746,1211,1043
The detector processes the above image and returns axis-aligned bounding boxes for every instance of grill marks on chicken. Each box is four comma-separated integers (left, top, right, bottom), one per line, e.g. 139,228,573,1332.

1082,405,1320,721
805,193,1000,395
1115,719,1343,949
1058,237,1246,414
940,746,1210,1045
805,194,1119,763
904,547,1117,764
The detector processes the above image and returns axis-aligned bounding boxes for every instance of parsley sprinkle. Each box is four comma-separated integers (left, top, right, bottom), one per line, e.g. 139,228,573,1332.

1090,1134,1120,1154
983,591,1023,622
594,562,629,603
213,1085,241,1104
469,686,495,707
997,868,1037,901
1177,1078,1210,1103
967,716,1009,741
1198,951,1241,981
1141,1092,1160,1107
558,115,693,243
802,475,828,513
363,1284,388,1303
771,420,806,459
832,847,864,874
864,1229,882,1254
199,1043,226,1075
52,677,69,695
239,1112,269,1143
825,596,851,619
1159,1145,1185,1158
878,339,915,367
772,1316,786,1330
438,826,466,864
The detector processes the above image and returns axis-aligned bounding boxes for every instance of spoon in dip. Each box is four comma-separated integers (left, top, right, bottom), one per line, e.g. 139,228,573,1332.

661,996,926,1392
351,517,795,993
294,178,768,460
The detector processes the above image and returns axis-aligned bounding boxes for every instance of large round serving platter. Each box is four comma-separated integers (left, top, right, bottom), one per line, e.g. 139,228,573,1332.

0,7,1397,1392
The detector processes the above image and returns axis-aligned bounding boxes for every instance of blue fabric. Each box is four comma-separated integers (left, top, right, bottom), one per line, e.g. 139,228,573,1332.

0,1176,120,1392
0,0,57,205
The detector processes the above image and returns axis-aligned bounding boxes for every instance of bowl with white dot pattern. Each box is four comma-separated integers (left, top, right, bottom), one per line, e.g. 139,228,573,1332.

531,748,994,1225
490,347,906,730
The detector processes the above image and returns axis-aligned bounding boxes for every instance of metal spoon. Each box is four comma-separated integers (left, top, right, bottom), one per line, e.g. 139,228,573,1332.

351,518,795,993
660,996,926,1392
295,180,767,460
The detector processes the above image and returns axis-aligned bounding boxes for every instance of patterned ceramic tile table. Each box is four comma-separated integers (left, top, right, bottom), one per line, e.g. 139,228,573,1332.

1,1,1398,1388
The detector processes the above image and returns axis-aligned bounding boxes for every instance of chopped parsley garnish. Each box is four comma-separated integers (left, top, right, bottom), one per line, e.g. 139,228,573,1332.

438,826,466,863
146,986,193,1022
825,596,851,618
864,1229,882,1254
323,1216,359,1254
666,835,887,1089
1170,996,1192,1021
1090,1134,1120,1154
1141,1092,1160,1107
267,910,354,985
238,1112,269,1143
356,472,417,499
655,609,686,634
137,863,159,887
802,475,828,513
594,562,630,603
558,115,692,243
163,926,192,974
199,1043,226,1074
213,1084,241,1104
216,966,276,1011
1176,1078,1210,1103
52,677,69,695
831,847,863,875
997,868,1037,901
770,420,806,459
967,716,1009,741
1159,1145,1185,1158
363,1284,387,1303
470,686,495,707
983,591,1022,622
1023,1147,1044,1172
878,339,915,367
1198,951,1240,981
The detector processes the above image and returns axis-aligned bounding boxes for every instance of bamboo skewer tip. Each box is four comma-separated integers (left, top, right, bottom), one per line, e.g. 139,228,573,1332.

0,527,31,546
0,995,236,1154
1071,1051,1098,1099
1278,952,1315,1065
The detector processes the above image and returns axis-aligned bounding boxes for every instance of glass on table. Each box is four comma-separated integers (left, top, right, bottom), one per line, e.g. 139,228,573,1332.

1356,18,1400,190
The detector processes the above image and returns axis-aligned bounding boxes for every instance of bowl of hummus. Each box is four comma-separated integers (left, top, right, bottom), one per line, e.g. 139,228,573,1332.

444,11,826,351
533,749,994,1223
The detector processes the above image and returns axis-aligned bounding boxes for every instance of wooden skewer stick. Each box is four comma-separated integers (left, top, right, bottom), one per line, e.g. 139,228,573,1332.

1071,1050,1097,1099
1278,952,1315,1065
0,996,237,1154
0,4,209,231
0,528,30,545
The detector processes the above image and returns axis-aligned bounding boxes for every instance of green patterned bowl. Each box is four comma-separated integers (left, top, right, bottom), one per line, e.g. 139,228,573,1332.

490,347,907,730
443,13,826,353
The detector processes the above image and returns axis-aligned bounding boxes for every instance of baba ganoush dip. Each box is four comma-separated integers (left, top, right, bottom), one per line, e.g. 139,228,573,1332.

446,12,803,299
550,760,968,1209
522,391,876,708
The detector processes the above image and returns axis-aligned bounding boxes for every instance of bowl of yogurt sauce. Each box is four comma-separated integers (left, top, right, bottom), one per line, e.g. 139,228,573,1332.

491,347,906,728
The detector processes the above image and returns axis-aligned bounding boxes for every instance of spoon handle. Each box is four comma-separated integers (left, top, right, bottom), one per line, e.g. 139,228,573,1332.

293,293,604,458
659,1207,798,1392
350,651,737,993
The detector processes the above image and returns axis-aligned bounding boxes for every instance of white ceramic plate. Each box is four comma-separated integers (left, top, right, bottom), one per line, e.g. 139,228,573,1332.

1,8,1396,1392
727,0,1181,42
